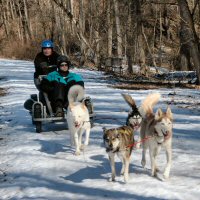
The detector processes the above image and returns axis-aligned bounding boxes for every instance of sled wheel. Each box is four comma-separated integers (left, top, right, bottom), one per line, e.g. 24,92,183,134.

35,122,42,133
32,117,35,125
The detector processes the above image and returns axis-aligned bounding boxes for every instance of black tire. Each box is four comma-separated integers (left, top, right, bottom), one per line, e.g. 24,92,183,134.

24,99,34,111
32,118,36,125
35,122,42,133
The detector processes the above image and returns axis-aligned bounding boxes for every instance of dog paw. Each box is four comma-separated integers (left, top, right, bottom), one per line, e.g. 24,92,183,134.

163,173,169,180
84,142,89,146
80,144,85,150
124,176,129,183
108,177,115,182
155,167,160,172
74,151,81,156
151,171,158,177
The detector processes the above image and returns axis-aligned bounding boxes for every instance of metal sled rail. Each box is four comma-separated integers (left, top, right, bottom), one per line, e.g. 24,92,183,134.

33,116,66,122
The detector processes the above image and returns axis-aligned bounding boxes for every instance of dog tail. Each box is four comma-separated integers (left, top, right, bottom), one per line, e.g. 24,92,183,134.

121,93,137,110
68,85,85,103
139,93,161,118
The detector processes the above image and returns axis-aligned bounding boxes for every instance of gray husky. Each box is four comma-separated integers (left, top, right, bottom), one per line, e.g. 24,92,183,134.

103,126,134,183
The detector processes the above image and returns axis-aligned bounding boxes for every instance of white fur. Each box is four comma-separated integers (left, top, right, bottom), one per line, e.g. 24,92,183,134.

67,102,91,155
140,93,173,180
138,93,161,118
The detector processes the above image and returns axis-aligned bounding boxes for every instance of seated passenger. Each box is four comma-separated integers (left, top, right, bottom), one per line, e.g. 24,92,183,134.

40,55,84,117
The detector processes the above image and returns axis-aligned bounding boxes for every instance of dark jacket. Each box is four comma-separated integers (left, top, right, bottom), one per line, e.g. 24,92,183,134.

34,51,60,78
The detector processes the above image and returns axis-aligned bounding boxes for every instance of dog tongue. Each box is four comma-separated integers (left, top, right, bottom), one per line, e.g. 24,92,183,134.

75,123,80,128
134,125,140,131
165,131,170,135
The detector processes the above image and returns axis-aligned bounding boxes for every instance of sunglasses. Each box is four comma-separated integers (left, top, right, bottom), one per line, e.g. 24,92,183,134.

60,63,68,67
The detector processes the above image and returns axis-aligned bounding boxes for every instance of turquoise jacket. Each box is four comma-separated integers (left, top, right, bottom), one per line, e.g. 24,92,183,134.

45,71,83,85
40,70,84,93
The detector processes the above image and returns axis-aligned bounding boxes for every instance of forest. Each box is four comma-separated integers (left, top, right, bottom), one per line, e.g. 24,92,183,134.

1,0,200,84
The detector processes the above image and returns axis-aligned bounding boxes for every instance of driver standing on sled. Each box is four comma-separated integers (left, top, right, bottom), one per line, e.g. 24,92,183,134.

40,55,84,117
34,40,60,90
24,40,60,111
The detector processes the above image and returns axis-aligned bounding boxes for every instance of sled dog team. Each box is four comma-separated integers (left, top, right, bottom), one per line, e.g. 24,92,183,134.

67,92,173,182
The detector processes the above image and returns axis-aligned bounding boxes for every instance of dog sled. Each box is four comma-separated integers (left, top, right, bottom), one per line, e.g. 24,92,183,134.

24,73,94,133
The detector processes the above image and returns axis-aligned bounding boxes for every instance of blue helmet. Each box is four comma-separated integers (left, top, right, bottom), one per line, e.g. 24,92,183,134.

41,40,54,48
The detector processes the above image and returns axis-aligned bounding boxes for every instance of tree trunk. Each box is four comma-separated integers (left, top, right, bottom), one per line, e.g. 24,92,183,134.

2,8,9,37
52,0,92,53
59,9,67,55
23,0,32,41
178,0,200,84
68,0,74,34
92,0,100,66
113,0,122,58
79,0,86,66
107,0,113,58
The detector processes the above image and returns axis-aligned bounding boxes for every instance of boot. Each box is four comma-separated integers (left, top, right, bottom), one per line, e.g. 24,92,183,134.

55,107,64,117
54,100,64,117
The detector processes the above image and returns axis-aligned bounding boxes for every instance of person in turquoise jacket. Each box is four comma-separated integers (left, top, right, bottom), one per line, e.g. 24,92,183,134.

40,55,84,117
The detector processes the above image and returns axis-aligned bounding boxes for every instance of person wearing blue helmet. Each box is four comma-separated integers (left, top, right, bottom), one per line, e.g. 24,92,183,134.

34,39,60,89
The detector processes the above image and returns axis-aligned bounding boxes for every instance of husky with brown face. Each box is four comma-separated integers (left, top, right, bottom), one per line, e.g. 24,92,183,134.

103,126,134,183
139,93,173,180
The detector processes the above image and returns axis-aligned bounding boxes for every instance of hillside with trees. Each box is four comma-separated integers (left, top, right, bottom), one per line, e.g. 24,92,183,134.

0,0,200,84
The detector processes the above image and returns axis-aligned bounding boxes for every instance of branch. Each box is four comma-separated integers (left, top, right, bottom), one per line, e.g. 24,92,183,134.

0,22,4,29
191,0,199,16
51,0,92,50
149,0,178,5
141,24,157,68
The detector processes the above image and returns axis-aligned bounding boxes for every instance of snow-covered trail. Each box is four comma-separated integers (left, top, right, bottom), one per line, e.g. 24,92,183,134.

0,59,200,200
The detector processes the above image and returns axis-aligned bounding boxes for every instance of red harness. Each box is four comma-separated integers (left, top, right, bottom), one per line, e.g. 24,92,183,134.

126,132,171,148
126,135,154,148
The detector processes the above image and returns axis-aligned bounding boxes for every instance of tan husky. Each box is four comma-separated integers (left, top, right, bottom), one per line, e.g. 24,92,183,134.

139,93,173,180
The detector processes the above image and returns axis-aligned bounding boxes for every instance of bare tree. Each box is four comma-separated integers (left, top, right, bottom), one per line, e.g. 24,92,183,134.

179,0,200,84
113,0,122,57
107,0,113,58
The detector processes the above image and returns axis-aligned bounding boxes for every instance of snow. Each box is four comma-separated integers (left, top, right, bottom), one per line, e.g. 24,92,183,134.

0,58,200,200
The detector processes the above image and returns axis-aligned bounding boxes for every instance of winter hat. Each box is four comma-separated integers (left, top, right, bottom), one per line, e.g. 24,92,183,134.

57,55,71,68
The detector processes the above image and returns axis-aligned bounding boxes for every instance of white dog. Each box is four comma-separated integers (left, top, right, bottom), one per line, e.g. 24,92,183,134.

67,85,91,155
139,93,173,180
67,101,91,155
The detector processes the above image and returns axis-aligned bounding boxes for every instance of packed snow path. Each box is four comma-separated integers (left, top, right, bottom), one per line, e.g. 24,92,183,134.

0,59,200,200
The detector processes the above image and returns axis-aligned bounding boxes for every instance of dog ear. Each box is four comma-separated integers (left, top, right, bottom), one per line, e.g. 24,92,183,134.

121,93,137,109
102,127,107,133
155,108,163,120
166,106,173,121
